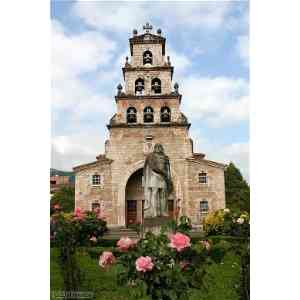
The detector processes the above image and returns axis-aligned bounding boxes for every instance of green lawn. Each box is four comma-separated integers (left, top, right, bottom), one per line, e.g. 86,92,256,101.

51,247,242,300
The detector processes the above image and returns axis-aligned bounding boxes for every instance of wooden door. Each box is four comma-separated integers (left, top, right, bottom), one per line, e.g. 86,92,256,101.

126,200,137,226
168,200,174,219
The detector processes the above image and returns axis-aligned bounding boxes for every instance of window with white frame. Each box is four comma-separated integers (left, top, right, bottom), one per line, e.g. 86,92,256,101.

92,174,101,186
198,171,208,184
200,200,209,213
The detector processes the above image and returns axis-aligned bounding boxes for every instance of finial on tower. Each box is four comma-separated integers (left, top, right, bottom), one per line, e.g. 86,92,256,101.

143,22,153,33
167,56,171,66
117,83,123,96
174,82,179,94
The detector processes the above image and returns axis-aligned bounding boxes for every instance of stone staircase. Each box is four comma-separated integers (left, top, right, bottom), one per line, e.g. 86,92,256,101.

103,227,139,240
103,226,204,240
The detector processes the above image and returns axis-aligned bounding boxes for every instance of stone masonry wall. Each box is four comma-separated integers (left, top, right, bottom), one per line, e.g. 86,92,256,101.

131,43,164,67
124,69,172,95
103,125,194,226
115,97,181,124
185,160,225,224
75,162,114,225
106,126,193,162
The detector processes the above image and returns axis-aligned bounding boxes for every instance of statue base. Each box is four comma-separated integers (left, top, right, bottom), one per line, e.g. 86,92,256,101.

142,216,170,236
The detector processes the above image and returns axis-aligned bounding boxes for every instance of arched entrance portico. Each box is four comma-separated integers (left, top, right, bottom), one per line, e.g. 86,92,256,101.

120,160,183,227
125,168,144,226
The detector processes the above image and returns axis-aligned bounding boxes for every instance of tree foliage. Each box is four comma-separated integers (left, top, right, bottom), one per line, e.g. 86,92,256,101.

51,186,75,214
225,162,250,212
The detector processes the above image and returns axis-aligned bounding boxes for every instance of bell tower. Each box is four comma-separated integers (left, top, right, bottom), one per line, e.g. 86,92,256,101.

107,22,190,138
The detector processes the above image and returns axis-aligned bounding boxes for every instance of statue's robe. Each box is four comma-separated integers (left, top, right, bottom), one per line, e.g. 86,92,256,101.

143,151,173,218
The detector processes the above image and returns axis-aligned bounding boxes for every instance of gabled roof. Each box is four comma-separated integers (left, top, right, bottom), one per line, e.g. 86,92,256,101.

73,155,113,172
186,154,227,169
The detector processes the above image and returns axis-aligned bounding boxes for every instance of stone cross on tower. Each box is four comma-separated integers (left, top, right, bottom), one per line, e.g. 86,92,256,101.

143,22,153,33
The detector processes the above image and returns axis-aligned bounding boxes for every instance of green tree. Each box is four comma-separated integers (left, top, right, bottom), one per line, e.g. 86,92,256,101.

225,162,250,212
51,186,75,213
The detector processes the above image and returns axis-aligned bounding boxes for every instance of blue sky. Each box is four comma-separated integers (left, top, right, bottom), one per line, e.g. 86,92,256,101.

51,1,249,180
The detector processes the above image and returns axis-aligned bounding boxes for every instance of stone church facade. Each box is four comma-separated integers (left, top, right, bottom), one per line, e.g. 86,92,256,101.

73,24,226,228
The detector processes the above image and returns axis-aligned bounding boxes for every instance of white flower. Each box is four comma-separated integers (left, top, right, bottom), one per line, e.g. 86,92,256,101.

237,217,245,224
224,208,230,213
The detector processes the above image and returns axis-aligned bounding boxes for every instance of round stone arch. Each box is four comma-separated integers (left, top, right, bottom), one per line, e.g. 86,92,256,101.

117,160,183,226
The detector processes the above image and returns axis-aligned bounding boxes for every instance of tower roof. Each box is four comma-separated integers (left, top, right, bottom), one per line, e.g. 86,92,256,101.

129,23,166,56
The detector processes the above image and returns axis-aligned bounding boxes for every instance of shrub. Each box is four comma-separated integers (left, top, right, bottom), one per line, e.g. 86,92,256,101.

50,207,108,293
50,186,75,214
203,208,250,238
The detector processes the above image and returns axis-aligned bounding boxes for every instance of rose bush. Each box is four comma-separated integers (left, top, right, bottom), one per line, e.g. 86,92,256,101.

51,207,107,248
50,206,107,292
98,221,224,300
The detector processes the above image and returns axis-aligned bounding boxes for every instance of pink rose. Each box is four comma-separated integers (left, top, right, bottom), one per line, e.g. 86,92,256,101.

74,207,86,220
168,232,191,252
90,236,97,242
53,204,60,210
117,236,136,251
200,240,211,251
99,251,116,268
74,207,83,215
135,256,154,272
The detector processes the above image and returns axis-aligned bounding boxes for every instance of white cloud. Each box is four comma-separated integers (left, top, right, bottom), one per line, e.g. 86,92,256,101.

51,19,116,120
71,1,148,32
236,35,249,67
162,2,233,29
181,76,249,126
72,1,233,32
191,129,249,181
51,19,117,171
167,48,191,75
217,142,249,181
51,133,106,171
52,19,116,81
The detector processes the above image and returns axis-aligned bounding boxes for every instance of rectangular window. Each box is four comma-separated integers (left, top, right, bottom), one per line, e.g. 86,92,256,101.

200,200,209,213
92,174,101,185
198,172,208,184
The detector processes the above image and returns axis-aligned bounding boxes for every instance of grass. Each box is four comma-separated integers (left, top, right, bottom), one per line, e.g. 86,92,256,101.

51,247,242,300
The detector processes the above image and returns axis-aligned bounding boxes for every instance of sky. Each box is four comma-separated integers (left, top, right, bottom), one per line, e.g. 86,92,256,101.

51,1,249,181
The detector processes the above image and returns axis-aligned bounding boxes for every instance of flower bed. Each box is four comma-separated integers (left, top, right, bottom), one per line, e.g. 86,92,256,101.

98,227,225,300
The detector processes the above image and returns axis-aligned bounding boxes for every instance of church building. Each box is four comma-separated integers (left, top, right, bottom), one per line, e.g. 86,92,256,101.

73,23,226,228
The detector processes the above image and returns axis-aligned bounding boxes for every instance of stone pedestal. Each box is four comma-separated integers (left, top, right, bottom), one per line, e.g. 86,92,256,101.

142,216,170,236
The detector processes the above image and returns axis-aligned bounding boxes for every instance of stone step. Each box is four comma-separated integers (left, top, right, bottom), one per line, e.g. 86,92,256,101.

103,227,203,240
103,227,139,239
